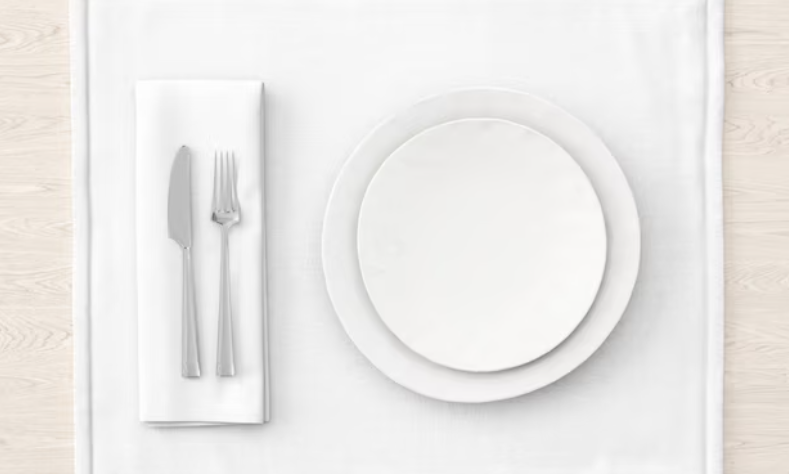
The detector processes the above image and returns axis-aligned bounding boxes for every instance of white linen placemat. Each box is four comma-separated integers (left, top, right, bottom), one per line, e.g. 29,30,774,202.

72,0,723,472
135,81,269,425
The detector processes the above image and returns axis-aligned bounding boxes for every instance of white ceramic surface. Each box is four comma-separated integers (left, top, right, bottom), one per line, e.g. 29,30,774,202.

323,88,641,402
357,118,607,372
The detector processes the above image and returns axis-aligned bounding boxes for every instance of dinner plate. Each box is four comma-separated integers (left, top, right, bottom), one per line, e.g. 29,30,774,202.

323,88,640,402
357,118,607,373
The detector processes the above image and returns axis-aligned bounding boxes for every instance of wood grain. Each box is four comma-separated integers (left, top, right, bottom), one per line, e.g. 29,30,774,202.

0,0,787,472
726,0,789,472
0,0,72,472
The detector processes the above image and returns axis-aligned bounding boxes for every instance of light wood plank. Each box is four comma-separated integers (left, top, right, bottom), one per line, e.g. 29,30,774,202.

725,0,789,471
0,0,72,472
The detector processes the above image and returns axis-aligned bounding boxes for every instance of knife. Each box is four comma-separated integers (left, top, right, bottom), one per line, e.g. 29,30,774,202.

168,146,201,378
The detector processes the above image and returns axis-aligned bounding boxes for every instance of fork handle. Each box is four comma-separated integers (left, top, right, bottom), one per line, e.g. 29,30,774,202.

217,226,236,376
182,247,201,378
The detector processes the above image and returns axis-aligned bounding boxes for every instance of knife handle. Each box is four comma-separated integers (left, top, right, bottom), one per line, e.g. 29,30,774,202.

182,247,201,378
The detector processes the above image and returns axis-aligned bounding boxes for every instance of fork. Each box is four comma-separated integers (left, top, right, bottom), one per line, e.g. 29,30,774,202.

212,151,240,377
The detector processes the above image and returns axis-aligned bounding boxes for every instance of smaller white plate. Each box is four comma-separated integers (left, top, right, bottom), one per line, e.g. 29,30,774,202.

358,118,607,373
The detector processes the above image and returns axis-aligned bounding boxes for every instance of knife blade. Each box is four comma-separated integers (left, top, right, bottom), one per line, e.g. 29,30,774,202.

168,146,201,378
168,146,193,249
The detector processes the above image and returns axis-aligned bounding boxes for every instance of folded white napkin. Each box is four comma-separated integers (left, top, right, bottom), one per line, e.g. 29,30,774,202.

135,80,268,425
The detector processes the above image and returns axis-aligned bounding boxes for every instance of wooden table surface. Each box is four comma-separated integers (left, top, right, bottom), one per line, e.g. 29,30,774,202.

0,0,786,472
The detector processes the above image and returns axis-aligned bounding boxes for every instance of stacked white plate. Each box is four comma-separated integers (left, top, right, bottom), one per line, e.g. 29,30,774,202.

323,89,641,402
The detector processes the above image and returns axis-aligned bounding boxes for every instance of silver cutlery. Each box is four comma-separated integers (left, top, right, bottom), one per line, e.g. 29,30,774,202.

168,146,201,378
212,151,240,377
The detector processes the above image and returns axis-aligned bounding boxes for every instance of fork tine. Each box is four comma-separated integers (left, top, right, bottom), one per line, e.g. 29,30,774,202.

222,152,230,212
218,152,225,212
229,152,239,211
213,151,220,211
